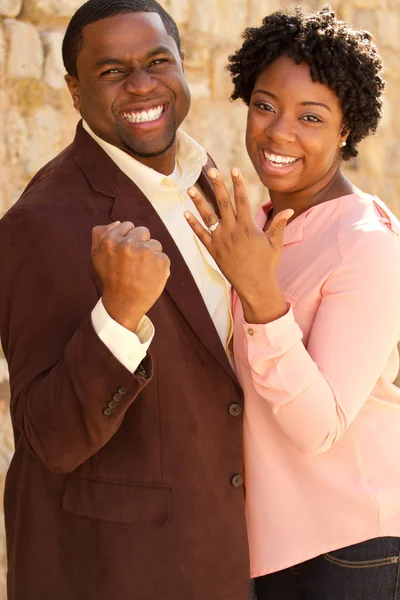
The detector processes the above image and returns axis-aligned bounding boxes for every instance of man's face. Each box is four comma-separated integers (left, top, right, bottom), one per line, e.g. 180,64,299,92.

66,12,191,173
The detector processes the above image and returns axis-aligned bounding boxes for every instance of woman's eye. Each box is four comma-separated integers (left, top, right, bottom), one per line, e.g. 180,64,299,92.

302,114,323,123
255,102,274,112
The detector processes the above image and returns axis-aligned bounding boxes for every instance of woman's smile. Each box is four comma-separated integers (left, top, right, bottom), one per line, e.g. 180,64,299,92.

260,148,302,176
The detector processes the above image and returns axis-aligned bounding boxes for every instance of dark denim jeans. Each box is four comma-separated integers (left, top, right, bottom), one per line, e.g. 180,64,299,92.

255,537,400,600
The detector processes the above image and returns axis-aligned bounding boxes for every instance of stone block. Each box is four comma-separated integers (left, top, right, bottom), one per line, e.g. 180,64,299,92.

181,37,211,70
385,138,400,177
338,4,355,23
0,360,8,384
0,25,5,71
191,0,248,40
41,31,65,89
359,134,386,177
210,46,235,101
380,96,392,131
352,9,378,34
353,0,385,7
25,105,62,176
5,109,29,166
3,19,43,80
248,0,281,27
185,75,211,99
0,0,22,18
164,0,191,28
278,2,313,16
22,0,83,22
376,11,400,49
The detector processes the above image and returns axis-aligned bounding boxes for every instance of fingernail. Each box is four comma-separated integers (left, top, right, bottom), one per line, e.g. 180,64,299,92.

187,187,196,198
232,168,239,177
184,211,191,220
208,169,218,179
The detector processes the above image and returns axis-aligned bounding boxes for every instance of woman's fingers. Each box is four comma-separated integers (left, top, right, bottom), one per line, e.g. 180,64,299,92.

184,211,213,250
187,187,220,230
266,209,294,247
231,168,252,222
207,169,236,229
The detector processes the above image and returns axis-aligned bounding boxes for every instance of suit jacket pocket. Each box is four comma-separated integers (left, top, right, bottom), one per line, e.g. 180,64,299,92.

62,475,172,527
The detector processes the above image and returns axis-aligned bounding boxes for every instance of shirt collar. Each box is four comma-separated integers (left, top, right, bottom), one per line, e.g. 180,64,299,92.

82,120,207,200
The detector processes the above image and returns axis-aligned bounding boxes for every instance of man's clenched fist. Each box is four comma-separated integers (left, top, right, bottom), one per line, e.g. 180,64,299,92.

91,221,170,332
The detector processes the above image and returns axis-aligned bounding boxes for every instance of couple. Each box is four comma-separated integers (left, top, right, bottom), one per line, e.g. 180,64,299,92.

1,1,400,599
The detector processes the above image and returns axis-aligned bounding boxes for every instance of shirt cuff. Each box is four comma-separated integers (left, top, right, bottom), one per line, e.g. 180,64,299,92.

91,299,154,373
243,295,301,358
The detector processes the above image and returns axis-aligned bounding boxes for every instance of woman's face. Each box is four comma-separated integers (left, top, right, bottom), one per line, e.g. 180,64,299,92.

246,54,348,195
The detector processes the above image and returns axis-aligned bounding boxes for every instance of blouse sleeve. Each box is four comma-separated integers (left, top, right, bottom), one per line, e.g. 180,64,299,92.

238,226,400,455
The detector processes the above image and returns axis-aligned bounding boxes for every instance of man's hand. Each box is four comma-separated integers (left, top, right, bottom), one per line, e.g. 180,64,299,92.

91,221,170,332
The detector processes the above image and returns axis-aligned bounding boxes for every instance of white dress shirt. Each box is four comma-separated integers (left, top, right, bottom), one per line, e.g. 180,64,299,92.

85,121,232,372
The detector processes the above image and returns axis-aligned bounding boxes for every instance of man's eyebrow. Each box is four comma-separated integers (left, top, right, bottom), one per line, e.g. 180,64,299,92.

253,89,332,112
94,46,175,69
94,57,125,69
146,45,175,59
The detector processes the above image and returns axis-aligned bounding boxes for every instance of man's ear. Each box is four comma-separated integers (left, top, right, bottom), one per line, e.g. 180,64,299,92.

65,75,81,112
179,49,185,72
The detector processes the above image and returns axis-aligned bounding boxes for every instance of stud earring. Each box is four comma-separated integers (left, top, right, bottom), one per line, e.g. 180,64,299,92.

340,141,346,148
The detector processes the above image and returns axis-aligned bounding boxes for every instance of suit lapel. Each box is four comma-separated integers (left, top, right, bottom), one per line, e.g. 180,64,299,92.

72,123,237,384
110,172,237,384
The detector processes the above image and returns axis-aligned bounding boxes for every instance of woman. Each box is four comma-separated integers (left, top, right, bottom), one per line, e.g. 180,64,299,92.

184,7,400,600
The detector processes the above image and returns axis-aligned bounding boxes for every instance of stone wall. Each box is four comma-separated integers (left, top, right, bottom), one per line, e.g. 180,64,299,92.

0,0,399,596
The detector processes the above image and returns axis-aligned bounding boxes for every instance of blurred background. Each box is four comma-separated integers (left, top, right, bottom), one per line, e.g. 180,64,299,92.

0,0,399,596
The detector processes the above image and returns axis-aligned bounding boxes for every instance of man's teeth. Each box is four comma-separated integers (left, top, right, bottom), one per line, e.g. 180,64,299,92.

122,105,164,123
264,151,298,167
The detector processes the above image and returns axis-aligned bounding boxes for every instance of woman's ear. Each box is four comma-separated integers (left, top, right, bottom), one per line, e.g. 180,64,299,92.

339,126,350,149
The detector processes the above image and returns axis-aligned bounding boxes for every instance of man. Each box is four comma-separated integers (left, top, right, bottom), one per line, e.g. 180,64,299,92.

0,1,249,598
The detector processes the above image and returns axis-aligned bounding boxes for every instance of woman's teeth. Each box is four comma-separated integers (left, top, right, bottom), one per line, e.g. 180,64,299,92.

122,105,164,123
264,151,299,167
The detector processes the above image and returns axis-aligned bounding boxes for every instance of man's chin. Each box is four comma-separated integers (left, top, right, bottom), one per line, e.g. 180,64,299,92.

122,134,176,160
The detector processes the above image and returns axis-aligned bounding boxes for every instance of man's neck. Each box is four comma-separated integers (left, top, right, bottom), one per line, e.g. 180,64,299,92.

122,140,178,176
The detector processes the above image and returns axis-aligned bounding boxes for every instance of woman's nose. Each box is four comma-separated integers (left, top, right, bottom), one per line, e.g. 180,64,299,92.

266,115,296,144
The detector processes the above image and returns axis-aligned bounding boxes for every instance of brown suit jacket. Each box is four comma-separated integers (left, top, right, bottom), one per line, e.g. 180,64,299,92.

0,123,249,599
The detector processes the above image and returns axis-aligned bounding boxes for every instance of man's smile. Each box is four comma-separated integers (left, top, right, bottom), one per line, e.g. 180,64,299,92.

121,104,166,124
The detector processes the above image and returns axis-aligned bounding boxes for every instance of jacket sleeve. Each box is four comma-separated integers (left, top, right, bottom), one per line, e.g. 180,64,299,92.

235,226,400,455
0,206,153,473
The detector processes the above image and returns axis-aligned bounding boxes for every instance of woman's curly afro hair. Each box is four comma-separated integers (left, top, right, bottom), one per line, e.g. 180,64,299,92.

227,6,385,160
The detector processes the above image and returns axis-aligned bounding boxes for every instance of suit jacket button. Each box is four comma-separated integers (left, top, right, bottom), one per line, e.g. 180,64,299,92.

229,403,242,417
108,400,119,409
118,387,128,395
112,393,124,402
103,407,114,417
231,474,244,488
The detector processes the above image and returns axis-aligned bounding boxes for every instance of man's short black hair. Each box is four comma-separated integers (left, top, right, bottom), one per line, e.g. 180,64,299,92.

62,0,181,79
227,5,385,160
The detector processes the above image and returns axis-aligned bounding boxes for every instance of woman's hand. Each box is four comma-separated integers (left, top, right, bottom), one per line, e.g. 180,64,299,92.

184,168,293,324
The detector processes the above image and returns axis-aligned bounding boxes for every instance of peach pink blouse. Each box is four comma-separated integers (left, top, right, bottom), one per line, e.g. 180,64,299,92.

233,192,400,577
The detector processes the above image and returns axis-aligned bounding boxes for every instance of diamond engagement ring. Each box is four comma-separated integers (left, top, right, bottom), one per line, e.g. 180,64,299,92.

208,220,220,234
